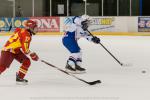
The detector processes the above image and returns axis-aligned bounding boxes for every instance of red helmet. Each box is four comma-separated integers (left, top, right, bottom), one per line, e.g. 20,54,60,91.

25,20,37,29
25,20,38,34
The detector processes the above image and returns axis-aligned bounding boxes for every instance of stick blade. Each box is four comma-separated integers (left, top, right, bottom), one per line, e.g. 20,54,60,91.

122,63,133,67
8,25,12,31
88,80,101,85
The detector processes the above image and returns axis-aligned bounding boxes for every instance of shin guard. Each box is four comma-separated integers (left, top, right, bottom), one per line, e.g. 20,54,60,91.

18,59,31,79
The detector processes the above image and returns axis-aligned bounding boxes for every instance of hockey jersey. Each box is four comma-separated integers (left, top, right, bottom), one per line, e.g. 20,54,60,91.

2,28,32,54
63,16,92,41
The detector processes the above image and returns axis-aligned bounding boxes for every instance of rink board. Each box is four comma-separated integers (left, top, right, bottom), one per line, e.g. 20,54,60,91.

1,32,150,36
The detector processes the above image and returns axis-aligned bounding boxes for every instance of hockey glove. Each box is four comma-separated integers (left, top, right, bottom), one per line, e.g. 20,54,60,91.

92,36,100,44
81,20,89,31
30,52,39,61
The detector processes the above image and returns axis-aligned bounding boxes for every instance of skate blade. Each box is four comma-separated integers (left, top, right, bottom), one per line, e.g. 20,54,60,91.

16,82,28,85
65,69,77,74
65,69,86,74
76,70,86,74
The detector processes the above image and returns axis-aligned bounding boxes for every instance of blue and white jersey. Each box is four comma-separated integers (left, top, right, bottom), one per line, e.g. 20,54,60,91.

63,16,92,41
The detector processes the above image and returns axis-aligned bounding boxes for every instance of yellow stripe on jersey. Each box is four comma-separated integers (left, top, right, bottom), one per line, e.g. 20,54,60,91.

23,42,30,54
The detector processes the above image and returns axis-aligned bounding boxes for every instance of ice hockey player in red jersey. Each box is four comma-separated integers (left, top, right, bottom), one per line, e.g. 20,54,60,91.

0,20,39,84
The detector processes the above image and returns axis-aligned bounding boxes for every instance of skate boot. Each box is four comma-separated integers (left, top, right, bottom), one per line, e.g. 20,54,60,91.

75,65,86,74
16,73,28,85
65,63,77,74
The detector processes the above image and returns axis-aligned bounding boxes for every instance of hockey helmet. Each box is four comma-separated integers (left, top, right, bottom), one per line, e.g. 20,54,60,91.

81,14,91,21
25,20,38,34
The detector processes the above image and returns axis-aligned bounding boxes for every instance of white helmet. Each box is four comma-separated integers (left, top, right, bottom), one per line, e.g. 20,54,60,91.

81,14,90,21
74,15,91,26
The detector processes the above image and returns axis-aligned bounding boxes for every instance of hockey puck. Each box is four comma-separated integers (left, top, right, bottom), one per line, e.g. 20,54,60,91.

141,70,146,73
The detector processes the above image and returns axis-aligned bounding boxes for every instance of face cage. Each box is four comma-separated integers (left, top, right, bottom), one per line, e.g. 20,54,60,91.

30,27,38,35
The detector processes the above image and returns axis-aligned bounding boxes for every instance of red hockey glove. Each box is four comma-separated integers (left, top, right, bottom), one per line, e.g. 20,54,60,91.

30,52,39,61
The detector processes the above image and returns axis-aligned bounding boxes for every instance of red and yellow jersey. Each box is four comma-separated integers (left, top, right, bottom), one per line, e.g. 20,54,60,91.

2,28,32,54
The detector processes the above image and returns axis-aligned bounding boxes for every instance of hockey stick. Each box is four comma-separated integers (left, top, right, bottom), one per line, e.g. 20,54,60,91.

0,23,12,32
90,26,114,32
86,30,131,67
41,60,101,85
8,24,12,31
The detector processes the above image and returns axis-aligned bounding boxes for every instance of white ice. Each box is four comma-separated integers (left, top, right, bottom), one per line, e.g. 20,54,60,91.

0,35,150,100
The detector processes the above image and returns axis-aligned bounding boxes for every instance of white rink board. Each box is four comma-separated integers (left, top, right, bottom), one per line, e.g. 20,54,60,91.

60,16,138,32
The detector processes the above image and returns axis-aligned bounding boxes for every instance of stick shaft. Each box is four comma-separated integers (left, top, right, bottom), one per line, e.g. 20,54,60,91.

41,60,99,85
99,42,123,66
86,30,123,66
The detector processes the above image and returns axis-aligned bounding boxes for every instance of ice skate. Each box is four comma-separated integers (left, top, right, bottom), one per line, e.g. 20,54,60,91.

16,73,28,85
75,65,86,74
65,63,77,74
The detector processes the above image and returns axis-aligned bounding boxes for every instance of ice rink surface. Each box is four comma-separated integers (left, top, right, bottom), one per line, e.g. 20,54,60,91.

0,35,150,100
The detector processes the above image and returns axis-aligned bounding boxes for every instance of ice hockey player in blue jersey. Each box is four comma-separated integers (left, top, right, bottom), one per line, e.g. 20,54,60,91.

62,15,100,74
